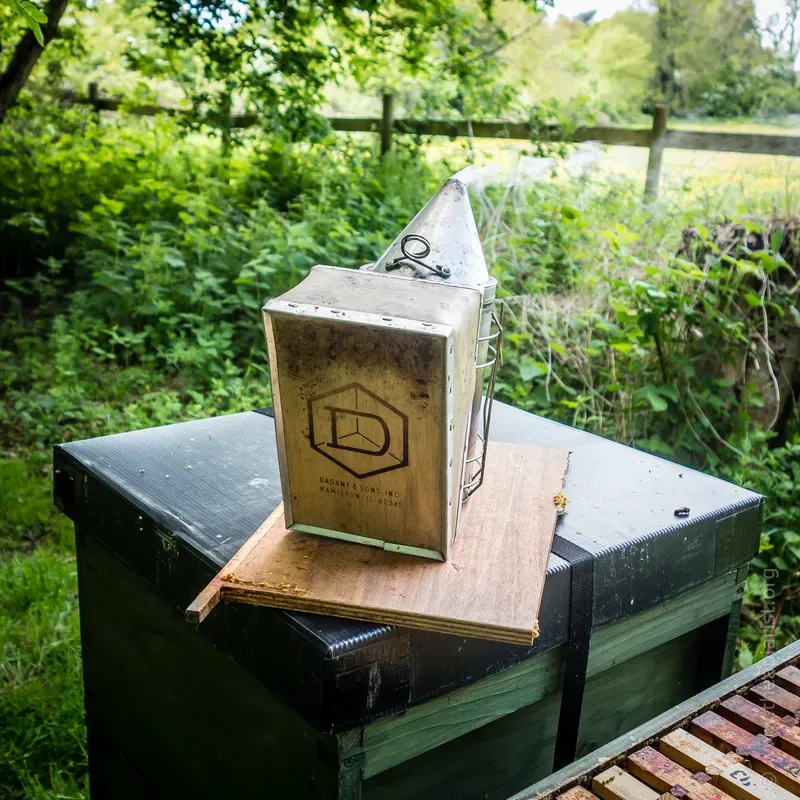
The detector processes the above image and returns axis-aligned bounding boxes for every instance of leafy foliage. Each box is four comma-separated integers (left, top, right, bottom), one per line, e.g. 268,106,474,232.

134,0,553,140
475,178,800,671
3,0,47,45
702,63,800,118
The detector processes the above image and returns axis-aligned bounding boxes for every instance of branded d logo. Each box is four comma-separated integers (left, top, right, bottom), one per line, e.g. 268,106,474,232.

308,383,408,479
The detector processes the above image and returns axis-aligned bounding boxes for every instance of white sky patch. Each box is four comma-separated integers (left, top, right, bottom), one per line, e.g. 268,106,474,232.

545,0,651,22
546,0,795,29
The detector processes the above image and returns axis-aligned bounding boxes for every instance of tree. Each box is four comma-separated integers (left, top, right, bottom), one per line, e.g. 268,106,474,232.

654,0,681,105
652,0,765,111
499,7,654,122
763,0,800,86
0,0,70,123
141,0,552,143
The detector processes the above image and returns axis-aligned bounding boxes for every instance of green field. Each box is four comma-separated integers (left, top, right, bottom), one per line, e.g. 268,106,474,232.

425,117,800,203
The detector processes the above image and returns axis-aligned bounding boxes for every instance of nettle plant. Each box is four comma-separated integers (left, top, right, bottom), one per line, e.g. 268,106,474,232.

482,183,800,664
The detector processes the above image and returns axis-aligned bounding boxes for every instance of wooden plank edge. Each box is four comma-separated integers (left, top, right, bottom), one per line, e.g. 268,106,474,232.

355,649,562,777
218,583,538,645
184,503,285,625
664,130,800,156
186,580,222,625
222,503,286,572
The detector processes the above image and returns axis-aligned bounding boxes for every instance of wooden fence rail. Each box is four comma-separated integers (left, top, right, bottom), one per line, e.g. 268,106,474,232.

75,84,800,199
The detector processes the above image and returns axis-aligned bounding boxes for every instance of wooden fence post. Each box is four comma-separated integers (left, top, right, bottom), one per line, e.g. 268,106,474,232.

380,92,395,156
220,88,233,159
88,81,100,114
644,104,668,200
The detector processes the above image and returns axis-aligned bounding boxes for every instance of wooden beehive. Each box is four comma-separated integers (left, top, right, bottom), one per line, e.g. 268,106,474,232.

520,640,800,800
53,401,764,800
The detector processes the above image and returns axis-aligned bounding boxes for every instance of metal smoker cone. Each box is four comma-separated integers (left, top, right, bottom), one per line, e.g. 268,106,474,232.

364,177,493,291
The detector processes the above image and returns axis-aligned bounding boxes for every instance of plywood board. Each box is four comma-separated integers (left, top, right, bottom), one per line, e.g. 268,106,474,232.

187,442,569,645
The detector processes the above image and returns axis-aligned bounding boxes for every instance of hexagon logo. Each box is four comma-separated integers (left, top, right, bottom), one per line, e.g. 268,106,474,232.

307,382,409,479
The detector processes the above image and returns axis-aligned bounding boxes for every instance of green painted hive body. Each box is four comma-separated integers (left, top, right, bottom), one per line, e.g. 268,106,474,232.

54,401,762,799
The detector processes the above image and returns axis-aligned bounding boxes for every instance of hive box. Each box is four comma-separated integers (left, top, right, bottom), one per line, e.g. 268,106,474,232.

53,403,763,800
263,266,482,561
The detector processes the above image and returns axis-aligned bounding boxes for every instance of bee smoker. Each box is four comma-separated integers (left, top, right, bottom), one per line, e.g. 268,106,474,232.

262,177,501,561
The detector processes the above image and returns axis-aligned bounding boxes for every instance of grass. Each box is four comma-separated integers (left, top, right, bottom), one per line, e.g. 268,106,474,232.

0,458,87,799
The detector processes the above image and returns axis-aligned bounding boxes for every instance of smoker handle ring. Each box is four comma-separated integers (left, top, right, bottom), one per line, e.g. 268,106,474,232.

384,234,451,279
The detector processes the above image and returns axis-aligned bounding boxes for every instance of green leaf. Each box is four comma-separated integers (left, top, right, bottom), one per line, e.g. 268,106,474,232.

21,2,47,23
518,358,548,382
659,385,679,402
611,342,634,354
753,638,767,664
744,292,762,308
772,556,788,571
164,253,186,268
29,18,44,45
634,385,668,412
99,195,125,215
755,250,779,274
737,643,753,670
771,227,784,253
9,0,46,45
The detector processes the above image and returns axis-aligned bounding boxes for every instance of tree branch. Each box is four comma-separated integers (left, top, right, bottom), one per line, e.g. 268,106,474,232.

0,0,70,124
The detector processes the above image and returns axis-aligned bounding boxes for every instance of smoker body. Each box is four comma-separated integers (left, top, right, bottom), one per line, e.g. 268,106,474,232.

363,178,499,499
262,177,497,560
263,266,482,560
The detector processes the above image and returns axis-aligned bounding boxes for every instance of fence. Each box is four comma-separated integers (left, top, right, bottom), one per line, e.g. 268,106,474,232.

76,84,800,199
